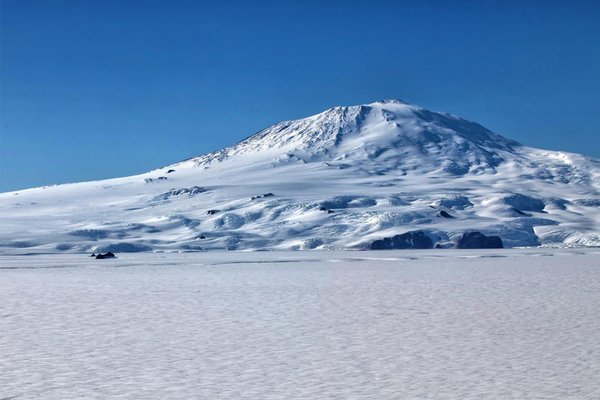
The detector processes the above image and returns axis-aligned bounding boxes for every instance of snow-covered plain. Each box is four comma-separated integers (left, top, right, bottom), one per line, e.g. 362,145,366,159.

2,249,600,399
1,99,599,252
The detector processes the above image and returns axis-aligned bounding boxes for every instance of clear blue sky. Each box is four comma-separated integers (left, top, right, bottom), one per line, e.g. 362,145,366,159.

1,0,599,192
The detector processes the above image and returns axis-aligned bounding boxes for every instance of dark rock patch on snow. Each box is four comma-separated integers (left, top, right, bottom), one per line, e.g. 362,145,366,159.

153,186,207,201
145,177,168,183
439,210,455,218
95,251,116,259
319,207,334,213
370,231,433,250
457,232,503,249
251,193,275,200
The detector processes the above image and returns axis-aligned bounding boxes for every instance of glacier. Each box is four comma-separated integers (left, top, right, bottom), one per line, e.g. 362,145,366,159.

1,99,599,253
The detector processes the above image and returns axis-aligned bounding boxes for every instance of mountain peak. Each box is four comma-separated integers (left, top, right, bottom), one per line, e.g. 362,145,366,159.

190,99,520,173
2,99,599,252
369,98,411,106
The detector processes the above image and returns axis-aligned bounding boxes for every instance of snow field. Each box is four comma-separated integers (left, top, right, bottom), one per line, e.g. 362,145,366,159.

1,249,599,399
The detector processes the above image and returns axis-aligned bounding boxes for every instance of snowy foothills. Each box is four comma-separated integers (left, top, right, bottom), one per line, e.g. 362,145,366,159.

1,99,599,254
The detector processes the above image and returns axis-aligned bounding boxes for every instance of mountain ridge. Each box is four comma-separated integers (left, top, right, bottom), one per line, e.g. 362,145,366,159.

1,99,599,252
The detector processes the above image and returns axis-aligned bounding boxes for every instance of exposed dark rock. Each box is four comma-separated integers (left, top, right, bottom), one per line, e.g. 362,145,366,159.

95,251,116,259
207,209,219,215
370,231,433,250
198,235,206,239
251,193,275,200
154,186,207,201
167,169,176,173
144,176,168,183
457,232,503,249
439,210,454,218
90,252,96,257
319,207,334,213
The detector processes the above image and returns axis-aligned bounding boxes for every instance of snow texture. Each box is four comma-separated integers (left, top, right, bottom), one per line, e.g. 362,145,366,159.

1,249,599,399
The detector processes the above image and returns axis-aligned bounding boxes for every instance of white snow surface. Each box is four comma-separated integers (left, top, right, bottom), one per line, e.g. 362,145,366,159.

1,99,599,252
1,249,600,399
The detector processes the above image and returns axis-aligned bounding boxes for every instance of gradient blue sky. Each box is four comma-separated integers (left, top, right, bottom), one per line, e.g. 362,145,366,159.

1,0,599,192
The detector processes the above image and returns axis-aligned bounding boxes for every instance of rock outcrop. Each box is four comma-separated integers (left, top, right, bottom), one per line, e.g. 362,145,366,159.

370,231,433,250
457,232,503,249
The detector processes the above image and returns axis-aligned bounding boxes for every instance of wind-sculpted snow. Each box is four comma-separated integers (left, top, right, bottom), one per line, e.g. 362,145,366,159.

0,99,599,252
574,199,600,207
213,213,247,230
501,193,546,212
1,250,600,399
70,229,112,240
319,195,378,209
431,195,473,210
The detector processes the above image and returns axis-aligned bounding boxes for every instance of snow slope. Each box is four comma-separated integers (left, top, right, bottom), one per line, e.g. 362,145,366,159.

1,99,599,252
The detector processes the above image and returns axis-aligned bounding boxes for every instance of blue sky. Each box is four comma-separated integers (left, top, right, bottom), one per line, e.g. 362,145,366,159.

1,0,599,192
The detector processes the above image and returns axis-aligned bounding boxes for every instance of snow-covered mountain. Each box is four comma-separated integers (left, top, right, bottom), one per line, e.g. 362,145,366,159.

1,99,599,253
